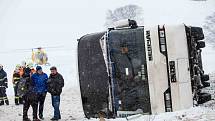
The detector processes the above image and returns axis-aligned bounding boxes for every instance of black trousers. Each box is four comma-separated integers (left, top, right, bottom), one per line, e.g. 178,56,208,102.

23,94,38,119
37,93,47,116
14,83,18,97
0,87,8,104
13,84,21,104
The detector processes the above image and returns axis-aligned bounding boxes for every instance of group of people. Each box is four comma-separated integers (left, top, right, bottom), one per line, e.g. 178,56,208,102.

0,62,64,121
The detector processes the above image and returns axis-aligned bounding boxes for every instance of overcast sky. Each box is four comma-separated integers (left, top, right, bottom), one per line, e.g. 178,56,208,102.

0,0,214,48
0,0,214,46
0,0,214,94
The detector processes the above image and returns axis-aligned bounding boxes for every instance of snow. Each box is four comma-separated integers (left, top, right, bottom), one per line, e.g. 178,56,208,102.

0,87,84,121
0,73,215,121
0,0,214,94
1,86,215,121
0,0,215,120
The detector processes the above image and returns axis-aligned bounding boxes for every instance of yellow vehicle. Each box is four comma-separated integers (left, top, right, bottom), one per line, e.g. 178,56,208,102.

32,47,49,65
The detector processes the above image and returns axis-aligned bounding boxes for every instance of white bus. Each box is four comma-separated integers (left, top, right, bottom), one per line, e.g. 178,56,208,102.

77,20,210,118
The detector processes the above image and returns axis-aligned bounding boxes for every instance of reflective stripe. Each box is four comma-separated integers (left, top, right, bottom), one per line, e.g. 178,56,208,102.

15,97,19,99
0,77,7,81
13,77,20,80
3,97,8,100
0,86,6,88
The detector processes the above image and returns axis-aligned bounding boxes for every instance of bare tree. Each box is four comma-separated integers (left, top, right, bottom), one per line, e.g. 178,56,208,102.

105,5,143,28
203,12,215,48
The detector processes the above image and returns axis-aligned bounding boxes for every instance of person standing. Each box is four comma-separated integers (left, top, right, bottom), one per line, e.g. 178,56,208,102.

12,65,22,105
22,75,40,121
0,64,9,105
31,66,48,120
47,66,64,121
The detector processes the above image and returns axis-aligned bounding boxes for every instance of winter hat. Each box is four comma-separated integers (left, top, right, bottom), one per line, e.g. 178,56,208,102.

50,66,57,70
36,66,42,71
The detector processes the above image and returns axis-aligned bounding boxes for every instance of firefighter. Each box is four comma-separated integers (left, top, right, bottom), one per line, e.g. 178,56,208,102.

28,62,36,76
22,63,40,121
12,64,22,105
19,61,31,104
0,64,9,105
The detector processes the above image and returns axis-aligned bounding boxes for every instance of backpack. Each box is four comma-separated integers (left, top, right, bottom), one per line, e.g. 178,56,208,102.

17,78,28,97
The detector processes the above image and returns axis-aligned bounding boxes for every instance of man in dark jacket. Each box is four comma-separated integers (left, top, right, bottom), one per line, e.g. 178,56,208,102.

22,76,40,121
0,64,9,105
31,66,48,120
21,64,40,121
47,66,64,121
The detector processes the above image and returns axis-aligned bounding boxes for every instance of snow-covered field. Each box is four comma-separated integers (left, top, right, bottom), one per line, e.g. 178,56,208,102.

1,75,215,121
0,87,84,121
1,91,215,121
0,0,215,121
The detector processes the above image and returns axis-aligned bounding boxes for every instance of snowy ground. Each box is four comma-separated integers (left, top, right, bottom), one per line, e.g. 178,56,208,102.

1,85,215,121
1,74,215,121
0,0,215,121
0,87,85,121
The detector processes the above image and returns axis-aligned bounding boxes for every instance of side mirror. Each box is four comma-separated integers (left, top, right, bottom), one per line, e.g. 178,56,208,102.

201,74,210,82
191,27,204,40
197,41,206,49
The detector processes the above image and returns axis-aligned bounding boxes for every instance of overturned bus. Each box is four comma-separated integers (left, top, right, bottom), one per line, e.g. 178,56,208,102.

77,20,211,118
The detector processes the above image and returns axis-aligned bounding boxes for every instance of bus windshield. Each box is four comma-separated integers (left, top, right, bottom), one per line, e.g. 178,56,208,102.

108,27,151,114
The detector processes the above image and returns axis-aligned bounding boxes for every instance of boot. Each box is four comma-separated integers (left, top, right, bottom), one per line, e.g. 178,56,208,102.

19,97,23,104
33,118,41,121
15,98,19,105
50,117,59,121
5,99,9,105
0,100,4,105
39,114,44,120
23,118,31,121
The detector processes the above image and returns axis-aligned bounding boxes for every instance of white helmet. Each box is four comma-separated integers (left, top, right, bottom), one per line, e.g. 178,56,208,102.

27,62,34,68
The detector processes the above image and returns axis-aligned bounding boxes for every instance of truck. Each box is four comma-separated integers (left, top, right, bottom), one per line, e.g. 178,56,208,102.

77,20,211,118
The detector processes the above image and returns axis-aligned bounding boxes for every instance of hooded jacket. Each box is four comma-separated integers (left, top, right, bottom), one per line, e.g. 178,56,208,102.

31,72,48,93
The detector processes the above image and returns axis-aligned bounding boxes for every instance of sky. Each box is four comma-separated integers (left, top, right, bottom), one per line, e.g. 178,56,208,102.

0,0,214,95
